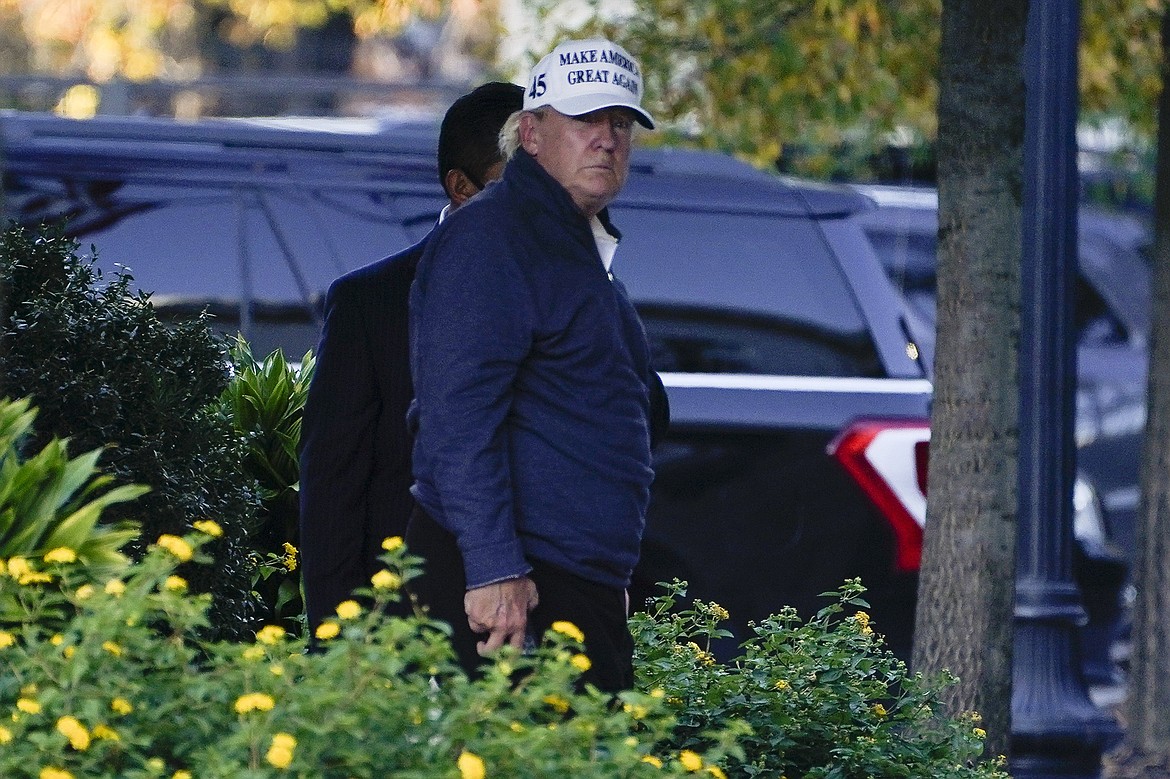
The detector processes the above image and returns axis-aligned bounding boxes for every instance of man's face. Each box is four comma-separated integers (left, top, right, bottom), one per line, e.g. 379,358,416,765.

520,107,635,217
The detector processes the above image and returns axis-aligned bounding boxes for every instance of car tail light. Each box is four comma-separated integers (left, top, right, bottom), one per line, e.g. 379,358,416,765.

827,420,931,573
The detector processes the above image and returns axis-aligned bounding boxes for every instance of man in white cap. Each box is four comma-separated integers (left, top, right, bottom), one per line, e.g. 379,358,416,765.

406,38,655,691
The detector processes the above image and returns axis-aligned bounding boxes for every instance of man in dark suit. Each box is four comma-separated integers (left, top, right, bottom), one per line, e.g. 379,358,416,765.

299,82,525,633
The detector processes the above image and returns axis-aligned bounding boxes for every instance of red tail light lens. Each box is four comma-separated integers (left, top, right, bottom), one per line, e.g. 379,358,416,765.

827,420,931,573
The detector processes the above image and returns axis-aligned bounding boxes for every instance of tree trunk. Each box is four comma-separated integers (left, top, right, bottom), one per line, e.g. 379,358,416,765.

911,0,1027,761
1105,8,1170,778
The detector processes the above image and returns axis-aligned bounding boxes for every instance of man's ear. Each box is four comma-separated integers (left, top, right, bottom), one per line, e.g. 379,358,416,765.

444,169,479,207
519,112,539,156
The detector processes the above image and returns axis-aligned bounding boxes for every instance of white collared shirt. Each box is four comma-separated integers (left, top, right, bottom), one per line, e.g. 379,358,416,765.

591,214,619,277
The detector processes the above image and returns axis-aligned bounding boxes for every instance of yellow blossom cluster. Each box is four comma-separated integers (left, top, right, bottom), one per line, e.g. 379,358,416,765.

457,750,485,779
852,611,874,636
315,621,340,640
371,569,401,590
234,692,276,714
551,620,585,643
280,542,299,572
56,716,91,751
156,534,193,562
266,732,297,768
382,536,404,552
256,625,286,645
336,600,362,620
4,557,52,585
43,547,77,564
193,519,223,537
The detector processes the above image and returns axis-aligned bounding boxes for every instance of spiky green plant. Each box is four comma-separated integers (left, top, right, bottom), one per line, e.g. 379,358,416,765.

0,396,145,623
223,339,315,630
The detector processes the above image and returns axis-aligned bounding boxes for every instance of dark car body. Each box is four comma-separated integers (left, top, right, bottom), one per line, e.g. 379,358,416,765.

854,185,1142,682
0,112,935,660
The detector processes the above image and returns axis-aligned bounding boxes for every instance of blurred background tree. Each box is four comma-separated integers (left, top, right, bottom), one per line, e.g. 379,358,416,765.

518,0,1163,190
0,0,501,116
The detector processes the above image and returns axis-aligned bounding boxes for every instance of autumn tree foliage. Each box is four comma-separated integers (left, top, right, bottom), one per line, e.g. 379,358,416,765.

520,0,1163,172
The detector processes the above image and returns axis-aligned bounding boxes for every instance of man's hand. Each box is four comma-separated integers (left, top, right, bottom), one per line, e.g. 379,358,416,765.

465,576,539,656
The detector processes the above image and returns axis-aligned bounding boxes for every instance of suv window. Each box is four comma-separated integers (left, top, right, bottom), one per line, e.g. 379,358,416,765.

611,206,883,377
5,169,444,355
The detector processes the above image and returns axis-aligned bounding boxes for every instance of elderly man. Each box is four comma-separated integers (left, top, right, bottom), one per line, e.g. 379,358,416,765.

407,38,656,691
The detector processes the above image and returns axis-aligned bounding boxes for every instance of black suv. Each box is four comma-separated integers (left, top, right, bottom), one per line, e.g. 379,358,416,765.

0,112,936,660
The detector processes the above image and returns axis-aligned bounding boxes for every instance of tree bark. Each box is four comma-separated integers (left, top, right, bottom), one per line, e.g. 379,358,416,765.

911,0,1027,761
1105,8,1170,778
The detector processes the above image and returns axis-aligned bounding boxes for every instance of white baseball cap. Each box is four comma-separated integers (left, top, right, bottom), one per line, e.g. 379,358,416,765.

523,38,655,129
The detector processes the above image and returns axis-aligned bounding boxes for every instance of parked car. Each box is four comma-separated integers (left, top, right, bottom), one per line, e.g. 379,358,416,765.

853,184,1142,683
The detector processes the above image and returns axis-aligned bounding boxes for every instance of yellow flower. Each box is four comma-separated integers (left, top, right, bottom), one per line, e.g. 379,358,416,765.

550,621,585,643
104,579,126,596
17,698,41,714
774,679,790,690
710,604,730,621
266,732,296,769
0,631,15,649
457,750,486,779
56,716,91,750
570,653,592,672
381,536,404,552
110,698,133,715
234,693,276,714
43,548,77,564
63,646,75,659
336,600,362,620
19,570,51,585
91,724,119,741
7,557,30,578
256,624,286,645
163,575,188,592
974,727,987,739
193,519,223,537
679,750,703,772
650,687,665,698
641,755,663,768
509,721,524,732
156,534,193,562
280,542,299,573
0,725,12,743
39,768,73,779
269,663,285,677
706,767,728,779
542,694,570,714
371,569,401,590
174,772,193,779
872,704,888,718
315,621,340,640
243,646,266,661
102,641,122,656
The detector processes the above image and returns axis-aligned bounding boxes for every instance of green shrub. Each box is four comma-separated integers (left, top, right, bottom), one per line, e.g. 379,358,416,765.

0,224,260,640
223,340,314,633
0,532,740,779
633,579,1008,779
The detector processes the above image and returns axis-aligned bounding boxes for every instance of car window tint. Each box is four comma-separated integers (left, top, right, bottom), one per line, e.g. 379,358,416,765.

611,207,879,376
5,172,440,356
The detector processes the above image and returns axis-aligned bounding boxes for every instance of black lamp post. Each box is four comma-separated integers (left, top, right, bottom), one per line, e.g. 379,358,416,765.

1011,1,1122,775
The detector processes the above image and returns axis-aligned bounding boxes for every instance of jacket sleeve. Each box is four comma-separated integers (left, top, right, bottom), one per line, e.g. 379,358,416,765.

299,278,380,630
411,223,534,588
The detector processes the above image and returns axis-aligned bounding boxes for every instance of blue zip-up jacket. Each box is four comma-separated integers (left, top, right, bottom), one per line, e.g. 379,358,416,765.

409,148,654,590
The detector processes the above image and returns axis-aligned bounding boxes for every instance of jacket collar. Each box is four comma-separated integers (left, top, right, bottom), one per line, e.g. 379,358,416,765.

504,149,623,243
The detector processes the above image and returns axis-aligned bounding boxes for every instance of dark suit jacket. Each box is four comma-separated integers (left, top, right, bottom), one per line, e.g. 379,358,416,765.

299,239,425,631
